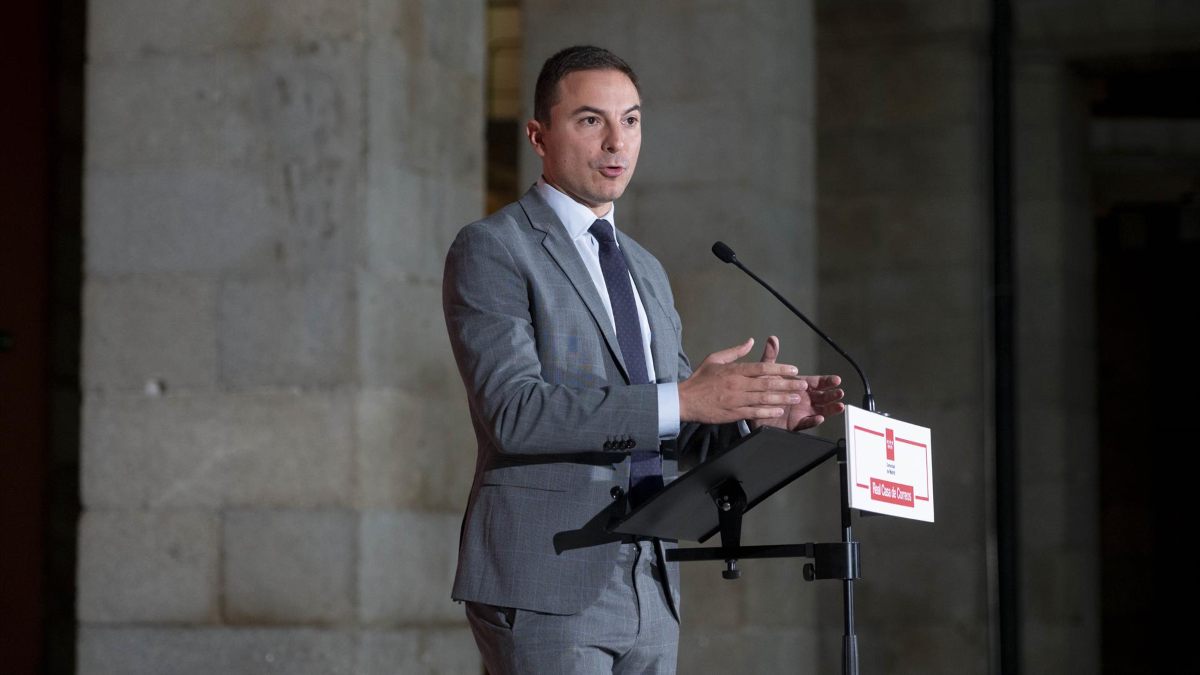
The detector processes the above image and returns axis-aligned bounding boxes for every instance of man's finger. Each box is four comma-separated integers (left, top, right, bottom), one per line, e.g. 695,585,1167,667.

808,387,845,403
740,406,787,420
732,362,799,378
799,374,843,389
757,377,809,392
706,337,755,365
792,415,824,431
759,335,779,364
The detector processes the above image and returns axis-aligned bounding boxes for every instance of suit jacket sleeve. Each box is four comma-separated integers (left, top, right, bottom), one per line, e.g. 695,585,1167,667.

443,222,660,456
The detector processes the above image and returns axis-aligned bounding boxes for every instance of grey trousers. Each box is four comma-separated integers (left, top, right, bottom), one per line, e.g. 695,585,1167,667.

465,540,679,674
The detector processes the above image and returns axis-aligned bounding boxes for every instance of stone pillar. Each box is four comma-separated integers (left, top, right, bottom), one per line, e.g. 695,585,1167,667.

816,1,995,672
78,1,484,672
522,2,822,671
1011,53,1099,675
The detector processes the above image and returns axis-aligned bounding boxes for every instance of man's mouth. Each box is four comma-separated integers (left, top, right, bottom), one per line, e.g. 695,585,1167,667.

599,165,625,178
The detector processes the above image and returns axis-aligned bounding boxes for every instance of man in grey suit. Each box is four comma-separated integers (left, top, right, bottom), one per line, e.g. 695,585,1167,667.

443,45,845,674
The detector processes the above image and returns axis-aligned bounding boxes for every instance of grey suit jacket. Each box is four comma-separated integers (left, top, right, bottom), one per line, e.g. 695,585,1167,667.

443,187,735,616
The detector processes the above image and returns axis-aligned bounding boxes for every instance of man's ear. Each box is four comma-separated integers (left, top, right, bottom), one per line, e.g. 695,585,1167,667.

526,119,547,158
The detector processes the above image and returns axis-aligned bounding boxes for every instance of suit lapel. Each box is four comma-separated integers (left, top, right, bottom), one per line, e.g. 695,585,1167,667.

519,189,633,382
623,237,677,383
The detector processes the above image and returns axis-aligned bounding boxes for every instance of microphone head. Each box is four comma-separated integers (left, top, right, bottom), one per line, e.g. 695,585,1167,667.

712,241,738,264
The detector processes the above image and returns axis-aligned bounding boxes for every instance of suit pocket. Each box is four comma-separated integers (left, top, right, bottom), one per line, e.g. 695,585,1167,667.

479,462,570,492
480,459,616,492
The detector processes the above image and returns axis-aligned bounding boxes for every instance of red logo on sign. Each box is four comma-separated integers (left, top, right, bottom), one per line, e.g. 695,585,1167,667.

870,477,914,506
885,428,895,461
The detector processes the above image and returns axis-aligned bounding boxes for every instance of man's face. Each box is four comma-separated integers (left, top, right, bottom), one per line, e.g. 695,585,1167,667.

527,68,642,216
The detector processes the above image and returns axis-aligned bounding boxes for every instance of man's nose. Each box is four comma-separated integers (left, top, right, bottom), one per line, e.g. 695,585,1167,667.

603,127,624,154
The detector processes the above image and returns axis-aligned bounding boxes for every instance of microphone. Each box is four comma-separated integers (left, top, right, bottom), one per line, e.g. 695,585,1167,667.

711,241,875,412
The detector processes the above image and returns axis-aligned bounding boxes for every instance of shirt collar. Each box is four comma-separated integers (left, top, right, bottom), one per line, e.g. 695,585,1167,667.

535,178,616,241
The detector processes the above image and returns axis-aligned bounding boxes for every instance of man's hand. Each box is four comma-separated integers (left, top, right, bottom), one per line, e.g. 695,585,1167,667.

678,338,811,424
750,335,846,431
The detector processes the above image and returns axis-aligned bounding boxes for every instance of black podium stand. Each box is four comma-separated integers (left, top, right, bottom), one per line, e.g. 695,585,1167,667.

608,427,863,675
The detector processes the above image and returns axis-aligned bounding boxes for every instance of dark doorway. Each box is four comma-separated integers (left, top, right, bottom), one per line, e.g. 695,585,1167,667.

1089,56,1200,674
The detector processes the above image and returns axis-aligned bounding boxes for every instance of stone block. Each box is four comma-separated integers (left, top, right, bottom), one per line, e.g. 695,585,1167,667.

77,510,218,623
868,336,980,407
356,388,475,512
1014,57,1069,130
739,559,819,628
1016,127,1069,201
364,164,482,284
877,193,985,267
679,556,745,628
866,265,981,343
359,510,461,625
1023,549,1100,621
78,626,355,675
365,0,485,75
366,38,484,182
820,41,981,132
82,275,218,393
223,509,355,624
523,6,636,70
82,391,353,509
87,41,366,274
85,167,279,276
1022,619,1099,675
747,116,816,204
630,5,750,103
818,0,987,42
854,549,982,626
88,0,362,60
855,620,988,675
88,41,365,169
358,628,480,675
357,274,459,392
217,271,355,388
635,100,752,187
820,123,984,197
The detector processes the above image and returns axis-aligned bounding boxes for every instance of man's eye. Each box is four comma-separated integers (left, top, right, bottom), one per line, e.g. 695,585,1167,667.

582,116,599,125
624,116,639,126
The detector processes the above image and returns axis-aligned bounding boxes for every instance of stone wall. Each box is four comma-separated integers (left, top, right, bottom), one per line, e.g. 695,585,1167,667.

78,1,485,672
1011,2,1200,671
816,1,995,672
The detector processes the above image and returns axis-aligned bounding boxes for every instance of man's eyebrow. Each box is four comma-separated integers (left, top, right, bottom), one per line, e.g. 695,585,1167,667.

569,104,642,117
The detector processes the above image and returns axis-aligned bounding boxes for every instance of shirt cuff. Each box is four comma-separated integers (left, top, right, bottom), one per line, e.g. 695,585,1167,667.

737,419,752,437
657,382,681,439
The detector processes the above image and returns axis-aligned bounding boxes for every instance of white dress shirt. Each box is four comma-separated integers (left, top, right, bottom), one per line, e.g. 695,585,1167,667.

535,179,681,439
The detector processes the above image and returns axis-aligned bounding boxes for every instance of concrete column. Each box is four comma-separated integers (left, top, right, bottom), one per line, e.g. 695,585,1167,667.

522,2,822,671
79,1,484,672
817,1,994,672
1011,53,1100,675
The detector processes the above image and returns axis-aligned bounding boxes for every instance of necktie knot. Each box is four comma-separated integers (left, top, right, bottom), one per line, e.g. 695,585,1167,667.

589,219,617,245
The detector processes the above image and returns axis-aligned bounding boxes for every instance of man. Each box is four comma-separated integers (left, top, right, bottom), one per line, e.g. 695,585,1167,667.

443,45,844,674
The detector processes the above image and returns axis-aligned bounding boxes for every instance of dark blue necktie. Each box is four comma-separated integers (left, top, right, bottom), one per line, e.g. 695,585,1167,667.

589,219,663,506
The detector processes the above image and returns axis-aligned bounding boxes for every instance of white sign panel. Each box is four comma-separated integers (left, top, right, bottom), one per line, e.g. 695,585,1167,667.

844,405,934,522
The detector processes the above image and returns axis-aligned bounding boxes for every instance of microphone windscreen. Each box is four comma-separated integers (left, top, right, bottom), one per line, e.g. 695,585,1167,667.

711,241,737,263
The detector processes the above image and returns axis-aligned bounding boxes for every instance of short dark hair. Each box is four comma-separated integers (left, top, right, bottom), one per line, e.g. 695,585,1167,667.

533,45,640,125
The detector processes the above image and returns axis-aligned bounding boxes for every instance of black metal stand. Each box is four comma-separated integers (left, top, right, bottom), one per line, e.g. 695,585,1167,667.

607,427,863,674
664,440,861,675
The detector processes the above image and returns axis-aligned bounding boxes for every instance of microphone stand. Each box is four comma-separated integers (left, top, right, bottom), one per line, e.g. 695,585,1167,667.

713,241,866,675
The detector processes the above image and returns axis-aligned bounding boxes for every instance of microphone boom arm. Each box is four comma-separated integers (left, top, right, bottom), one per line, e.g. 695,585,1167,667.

713,242,876,412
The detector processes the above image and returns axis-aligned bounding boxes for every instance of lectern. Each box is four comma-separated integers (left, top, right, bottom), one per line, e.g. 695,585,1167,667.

609,427,863,675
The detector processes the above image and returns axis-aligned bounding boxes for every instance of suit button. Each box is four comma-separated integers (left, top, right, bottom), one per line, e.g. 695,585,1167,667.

610,486,625,500
625,439,636,449
603,441,613,450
